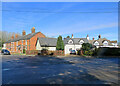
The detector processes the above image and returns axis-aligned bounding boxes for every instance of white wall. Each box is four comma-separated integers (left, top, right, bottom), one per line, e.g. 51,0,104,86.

2,43,6,49
36,40,42,50
111,43,118,46
64,44,82,55
100,45,119,48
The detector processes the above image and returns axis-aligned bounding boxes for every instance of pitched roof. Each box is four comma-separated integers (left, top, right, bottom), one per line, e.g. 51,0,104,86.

110,41,117,43
38,37,57,47
64,38,89,45
5,32,44,43
88,38,116,46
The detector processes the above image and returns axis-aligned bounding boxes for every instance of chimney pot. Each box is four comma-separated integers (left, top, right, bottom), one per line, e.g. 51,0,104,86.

86,34,89,40
15,34,18,38
98,35,101,39
87,34,89,37
11,35,14,40
22,30,26,36
93,37,94,40
31,27,35,33
72,34,73,38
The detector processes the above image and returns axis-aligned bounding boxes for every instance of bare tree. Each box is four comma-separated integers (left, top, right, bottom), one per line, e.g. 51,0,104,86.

0,31,21,47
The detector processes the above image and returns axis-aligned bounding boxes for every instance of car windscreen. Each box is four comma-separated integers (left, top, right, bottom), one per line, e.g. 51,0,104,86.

5,50,8,52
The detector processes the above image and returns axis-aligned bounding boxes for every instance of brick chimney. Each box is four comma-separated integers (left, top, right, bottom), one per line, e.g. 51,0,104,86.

11,35,14,40
31,27,35,33
15,34,18,39
71,34,73,38
93,37,94,40
98,34,101,39
22,30,26,36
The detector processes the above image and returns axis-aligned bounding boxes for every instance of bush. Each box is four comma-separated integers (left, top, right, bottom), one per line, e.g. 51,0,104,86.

84,50,93,56
41,49,49,55
23,49,26,54
92,47,120,56
82,43,93,51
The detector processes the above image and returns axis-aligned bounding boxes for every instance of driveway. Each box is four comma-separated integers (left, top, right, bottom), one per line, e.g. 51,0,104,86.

1,55,119,84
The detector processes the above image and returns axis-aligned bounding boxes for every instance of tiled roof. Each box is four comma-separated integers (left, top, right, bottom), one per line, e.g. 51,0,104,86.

63,38,89,45
5,32,44,43
88,38,116,46
110,41,117,43
38,37,57,47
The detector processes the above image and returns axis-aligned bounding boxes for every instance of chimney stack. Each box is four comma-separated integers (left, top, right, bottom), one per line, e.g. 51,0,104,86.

22,30,26,36
31,27,35,33
71,34,73,38
11,35,14,40
86,34,89,40
15,34,18,39
93,37,94,40
98,34,101,39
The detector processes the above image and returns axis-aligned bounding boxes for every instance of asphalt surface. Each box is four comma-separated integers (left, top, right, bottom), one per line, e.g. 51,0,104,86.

1,55,120,84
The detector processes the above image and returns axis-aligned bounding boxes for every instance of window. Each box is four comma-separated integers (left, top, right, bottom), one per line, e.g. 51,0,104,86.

26,40,27,45
94,41,99,46
68,40,73,44
69,48,72,51
22,40,23,45
79,40,84,45
16,41,18,46
103,41,108,46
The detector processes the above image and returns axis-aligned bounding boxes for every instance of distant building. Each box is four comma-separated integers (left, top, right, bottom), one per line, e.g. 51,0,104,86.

4,27,45,53
63,34,118,55
89,35,118,48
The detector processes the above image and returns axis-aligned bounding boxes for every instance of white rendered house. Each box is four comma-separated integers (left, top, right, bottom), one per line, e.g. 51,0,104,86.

63,36,89,55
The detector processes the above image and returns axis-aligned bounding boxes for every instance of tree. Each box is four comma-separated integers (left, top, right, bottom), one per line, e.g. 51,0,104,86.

66,36,70,38
56,35,64,50
82,43,93,51
0,31,21,47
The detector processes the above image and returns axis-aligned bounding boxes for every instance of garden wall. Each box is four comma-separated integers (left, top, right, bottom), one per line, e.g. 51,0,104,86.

53,50,64,56
26,50,39,55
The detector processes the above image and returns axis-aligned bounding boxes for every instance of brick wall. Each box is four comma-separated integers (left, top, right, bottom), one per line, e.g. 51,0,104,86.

54,50,64,56
26,50,39,55
5,32,45,54
30,32,45,50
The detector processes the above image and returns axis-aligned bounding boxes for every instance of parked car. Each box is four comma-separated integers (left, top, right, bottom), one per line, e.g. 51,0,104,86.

1,49,11,55
70,50,76,55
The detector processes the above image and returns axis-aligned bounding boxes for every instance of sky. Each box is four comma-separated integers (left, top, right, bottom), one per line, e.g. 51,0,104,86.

2,2,118,41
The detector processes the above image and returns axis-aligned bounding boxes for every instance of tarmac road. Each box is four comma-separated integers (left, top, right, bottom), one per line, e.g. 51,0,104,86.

1,55,120,84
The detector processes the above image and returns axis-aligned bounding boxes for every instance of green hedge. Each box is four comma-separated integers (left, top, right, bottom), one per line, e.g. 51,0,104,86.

93,47,120,56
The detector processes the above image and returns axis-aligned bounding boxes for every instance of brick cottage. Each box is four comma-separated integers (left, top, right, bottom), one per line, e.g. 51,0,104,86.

4,27,45,54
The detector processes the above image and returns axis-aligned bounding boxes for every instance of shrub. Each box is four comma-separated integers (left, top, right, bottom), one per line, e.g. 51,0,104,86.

56,35,64,50
84,50,93,56
23,49,26,54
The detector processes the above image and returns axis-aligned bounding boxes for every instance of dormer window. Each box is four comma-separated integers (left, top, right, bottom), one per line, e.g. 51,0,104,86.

68,40,73,44
94,41,99,46
79,40,84,45
103,41,108,46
